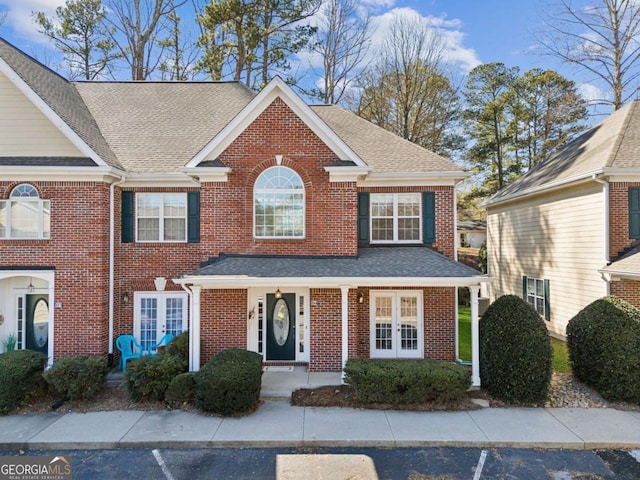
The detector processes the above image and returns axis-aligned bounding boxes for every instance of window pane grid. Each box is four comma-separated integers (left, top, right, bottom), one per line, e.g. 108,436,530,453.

371,193,421,243
526,277,546,317
254,167,304,238
136,193,186,242
140,298,158,352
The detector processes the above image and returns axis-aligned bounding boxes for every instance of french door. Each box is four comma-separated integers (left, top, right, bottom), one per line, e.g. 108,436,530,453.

134,292,187,352
370,291,423,358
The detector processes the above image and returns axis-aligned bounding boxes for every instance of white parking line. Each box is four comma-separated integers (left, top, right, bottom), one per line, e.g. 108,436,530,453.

152,449,176,480
473,450,488,480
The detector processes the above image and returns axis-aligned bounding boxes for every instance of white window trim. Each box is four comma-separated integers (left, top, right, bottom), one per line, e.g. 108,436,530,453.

253,167,306,239
1,184,50,240
370,290,423,359
525,276,547,318
370,193,422,244
135,192,187,243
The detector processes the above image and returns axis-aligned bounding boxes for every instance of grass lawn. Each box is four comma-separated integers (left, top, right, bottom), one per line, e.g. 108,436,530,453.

457,306,471,362
457,306,571,374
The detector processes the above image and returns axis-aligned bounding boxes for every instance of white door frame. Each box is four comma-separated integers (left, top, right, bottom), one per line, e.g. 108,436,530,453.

369,290,424,359
133,291,188,352
247,288,310,362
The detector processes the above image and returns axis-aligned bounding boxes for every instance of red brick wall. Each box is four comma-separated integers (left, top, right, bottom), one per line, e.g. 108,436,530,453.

200,289,247,365
210,98,359,257
610,279,640,308
609,182,640,259
309,289,343,371
309,286,456,372
0,181,110,359
359,186,455,258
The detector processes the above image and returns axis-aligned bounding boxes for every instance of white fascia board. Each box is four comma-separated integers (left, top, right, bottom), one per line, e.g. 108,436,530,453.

598,269,640,280
174,275,493,289
181,167,231,183
187,76,366,168
359,171,468,187
324,166,372,182
0,166,122,182
603,168,640,182
482,170,602,209
0,57,108,167
121,173,200,188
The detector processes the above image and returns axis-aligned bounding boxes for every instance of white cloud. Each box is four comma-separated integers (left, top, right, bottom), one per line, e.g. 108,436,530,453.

2,0,60,45
369,7,480,73
359,0,396,10
578,82,606,104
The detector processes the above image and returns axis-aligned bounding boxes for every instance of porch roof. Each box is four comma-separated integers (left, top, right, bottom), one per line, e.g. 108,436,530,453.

180,247,488,287
601,243,640,279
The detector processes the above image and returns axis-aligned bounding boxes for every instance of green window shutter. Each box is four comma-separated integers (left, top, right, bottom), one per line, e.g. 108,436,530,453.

544,279,550,321
629,187,640,239
121,191,134,243
422,191,435,244
522,275,528,301
358,192,370,244
187,191,200,244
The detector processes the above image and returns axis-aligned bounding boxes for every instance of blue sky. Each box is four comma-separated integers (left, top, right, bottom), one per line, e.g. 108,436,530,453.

0,0,602,105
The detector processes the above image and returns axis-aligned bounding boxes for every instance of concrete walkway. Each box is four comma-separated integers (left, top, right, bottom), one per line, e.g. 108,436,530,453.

2,368,640,452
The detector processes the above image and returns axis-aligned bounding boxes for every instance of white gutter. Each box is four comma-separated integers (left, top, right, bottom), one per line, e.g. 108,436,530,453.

179,283,196,371
174,275,493,289
593,174,610,264
483,169,603,208
108,175,126,363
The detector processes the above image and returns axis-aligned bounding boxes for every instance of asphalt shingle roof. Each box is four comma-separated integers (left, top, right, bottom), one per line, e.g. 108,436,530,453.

0,156,96,166
0,37,121,169
190,247,483,278
487,100,640,205
602,243,640,276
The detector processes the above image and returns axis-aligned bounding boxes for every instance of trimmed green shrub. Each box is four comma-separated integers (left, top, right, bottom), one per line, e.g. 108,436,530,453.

0,350,47,414
479,294,552,404
44,356,107,400
166,331,189,363
195,349,263,415
344,358,470,404
124,354,187,401
567,296,640,403
165,372,196,406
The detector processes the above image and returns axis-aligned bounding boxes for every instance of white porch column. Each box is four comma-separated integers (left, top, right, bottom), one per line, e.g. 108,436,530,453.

340,285,350,382
469,285,481,387
189,285,202,372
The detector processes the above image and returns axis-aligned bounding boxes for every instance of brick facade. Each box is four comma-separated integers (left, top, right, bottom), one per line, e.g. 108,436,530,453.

609,181,640,259
610,279,640,308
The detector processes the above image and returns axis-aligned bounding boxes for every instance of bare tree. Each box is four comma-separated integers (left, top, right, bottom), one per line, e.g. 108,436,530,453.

104,0,184,80
355,16,463,157
537,0,640,110
310,0,371,104
157,11,201,80
0,9,7,29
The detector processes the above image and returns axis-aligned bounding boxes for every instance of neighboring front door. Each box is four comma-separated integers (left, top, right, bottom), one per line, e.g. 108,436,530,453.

266,293,296,360
370,291,423,359
25,294,49,355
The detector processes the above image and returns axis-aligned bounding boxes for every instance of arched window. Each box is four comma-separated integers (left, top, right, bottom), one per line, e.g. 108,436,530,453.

254,166,304,238
0,184,50,239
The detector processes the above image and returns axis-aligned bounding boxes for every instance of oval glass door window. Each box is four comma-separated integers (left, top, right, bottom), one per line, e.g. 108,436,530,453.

33,299,49,348
272,299,290,346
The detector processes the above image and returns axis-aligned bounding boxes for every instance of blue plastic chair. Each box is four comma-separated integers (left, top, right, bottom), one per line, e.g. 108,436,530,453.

115,334,144,372
147,333,175,356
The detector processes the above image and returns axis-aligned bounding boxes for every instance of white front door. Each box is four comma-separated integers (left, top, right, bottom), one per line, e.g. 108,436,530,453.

134,292,188,352
370,290,423,358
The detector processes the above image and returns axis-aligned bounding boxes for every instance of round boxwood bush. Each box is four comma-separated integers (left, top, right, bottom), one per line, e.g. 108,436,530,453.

567,296,640,403
195,349,263,416
479,294,552,404
44,356,107,400
124,353,188,401
165,372,196,407
166,331,189,363
0,349,47,414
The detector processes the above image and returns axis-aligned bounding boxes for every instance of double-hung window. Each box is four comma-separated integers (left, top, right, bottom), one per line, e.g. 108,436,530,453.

136,193,187,242
523,275,550,321
371,193,421,243
0,184,50,239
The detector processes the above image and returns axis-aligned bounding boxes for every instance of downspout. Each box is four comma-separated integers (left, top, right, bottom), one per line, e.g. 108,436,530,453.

593,174,610,295
180,283,195,371
108,175,126,368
